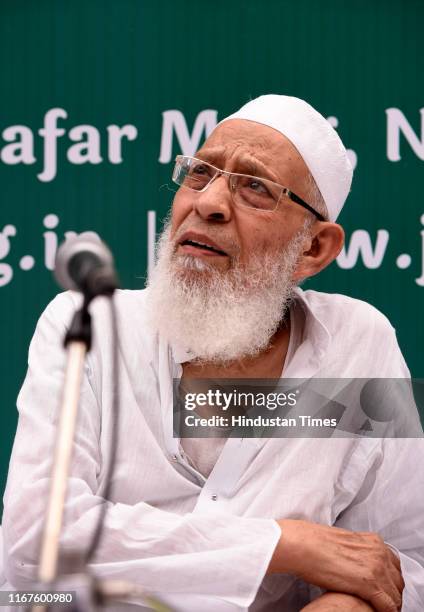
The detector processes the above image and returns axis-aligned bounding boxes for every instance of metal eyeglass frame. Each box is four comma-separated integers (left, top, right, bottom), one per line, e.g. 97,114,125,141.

173,155,325,221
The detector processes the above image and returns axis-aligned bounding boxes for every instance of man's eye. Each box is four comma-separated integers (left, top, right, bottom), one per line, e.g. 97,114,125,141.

248,180,268,194
192,164,209,175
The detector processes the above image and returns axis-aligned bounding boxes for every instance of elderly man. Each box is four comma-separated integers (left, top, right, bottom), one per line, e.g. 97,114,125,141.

3,95,424,611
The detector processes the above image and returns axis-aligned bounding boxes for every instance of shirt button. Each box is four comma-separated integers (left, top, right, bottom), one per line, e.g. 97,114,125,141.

211,494,218,501
172,454,178,461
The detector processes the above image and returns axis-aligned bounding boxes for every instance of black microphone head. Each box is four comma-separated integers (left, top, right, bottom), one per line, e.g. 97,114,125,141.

54,232,118,297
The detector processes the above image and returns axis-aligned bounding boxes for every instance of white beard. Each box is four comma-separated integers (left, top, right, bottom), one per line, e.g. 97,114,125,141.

146,221,309,364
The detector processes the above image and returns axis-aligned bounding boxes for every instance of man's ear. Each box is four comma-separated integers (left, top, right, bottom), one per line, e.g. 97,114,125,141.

293,222,345,281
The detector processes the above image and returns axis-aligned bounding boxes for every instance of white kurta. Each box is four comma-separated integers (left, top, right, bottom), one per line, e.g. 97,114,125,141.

2,288,424,611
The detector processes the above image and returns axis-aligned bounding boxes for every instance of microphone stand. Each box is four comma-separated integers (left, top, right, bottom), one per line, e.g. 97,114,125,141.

32,301,93,612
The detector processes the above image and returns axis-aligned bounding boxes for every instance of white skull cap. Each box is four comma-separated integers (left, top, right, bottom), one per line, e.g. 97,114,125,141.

217,94,353,221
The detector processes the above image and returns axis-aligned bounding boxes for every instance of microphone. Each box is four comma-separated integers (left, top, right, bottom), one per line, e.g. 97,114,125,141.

54,232,119,298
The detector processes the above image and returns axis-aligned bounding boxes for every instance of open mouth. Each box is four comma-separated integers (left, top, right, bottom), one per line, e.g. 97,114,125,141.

180,239,227,256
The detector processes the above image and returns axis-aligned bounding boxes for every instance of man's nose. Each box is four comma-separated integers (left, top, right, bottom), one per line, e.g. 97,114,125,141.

193,175,233,222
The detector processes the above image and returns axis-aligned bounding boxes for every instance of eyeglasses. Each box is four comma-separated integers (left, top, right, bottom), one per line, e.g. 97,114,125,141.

172,155,325,221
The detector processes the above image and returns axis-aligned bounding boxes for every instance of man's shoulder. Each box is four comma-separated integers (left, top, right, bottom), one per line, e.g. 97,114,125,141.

41,288,151,332
38,288,157,365
296,287,395,337
296,288,410,377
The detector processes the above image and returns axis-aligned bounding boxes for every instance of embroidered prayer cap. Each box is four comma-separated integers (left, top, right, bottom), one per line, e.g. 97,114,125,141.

217,94,353,222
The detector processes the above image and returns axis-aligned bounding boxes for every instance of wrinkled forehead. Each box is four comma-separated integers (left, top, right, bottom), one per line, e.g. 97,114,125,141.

198,119,311,186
